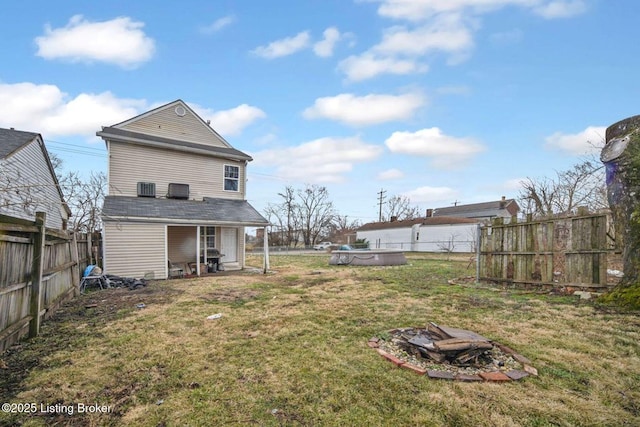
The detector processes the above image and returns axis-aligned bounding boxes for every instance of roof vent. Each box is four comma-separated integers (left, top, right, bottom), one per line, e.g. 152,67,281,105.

137,182,156,198
168,183,189,199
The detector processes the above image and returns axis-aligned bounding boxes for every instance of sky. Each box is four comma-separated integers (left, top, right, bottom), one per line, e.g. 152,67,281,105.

1,0,639,225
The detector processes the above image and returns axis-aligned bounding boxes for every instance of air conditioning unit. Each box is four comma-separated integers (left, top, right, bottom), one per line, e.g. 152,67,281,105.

168,183,189,199
137,182,156,198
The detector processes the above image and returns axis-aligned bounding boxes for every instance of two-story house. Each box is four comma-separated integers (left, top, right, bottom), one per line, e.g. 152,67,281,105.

98,100,269,279
0,127,70,229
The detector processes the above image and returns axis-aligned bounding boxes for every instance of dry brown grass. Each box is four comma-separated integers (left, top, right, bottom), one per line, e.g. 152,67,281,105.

1,253,638,426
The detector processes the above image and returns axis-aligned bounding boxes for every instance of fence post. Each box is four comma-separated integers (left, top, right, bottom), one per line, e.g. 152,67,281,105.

71,232,80,297
476,223,481,283
29,211,46,338
87,232,93,265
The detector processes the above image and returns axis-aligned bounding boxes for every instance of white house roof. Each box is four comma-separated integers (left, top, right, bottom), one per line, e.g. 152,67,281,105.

358,216,479,232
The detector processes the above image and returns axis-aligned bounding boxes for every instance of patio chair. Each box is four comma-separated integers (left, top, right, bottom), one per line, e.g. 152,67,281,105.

80,265,108,294
168,259,184,278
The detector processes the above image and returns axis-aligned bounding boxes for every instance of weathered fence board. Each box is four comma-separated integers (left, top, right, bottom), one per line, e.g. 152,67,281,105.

479,213,613,289
0,212,96,352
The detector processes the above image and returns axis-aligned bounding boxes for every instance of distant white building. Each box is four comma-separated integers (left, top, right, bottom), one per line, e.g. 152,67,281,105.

356,216,480,253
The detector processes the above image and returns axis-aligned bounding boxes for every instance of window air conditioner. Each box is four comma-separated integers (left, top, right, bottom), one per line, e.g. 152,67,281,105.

168,183,189,199
137,182,156,198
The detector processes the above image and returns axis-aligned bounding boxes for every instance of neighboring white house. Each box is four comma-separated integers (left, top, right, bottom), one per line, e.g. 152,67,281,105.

0,127,70,229
357,216,480,253
98,100,269,279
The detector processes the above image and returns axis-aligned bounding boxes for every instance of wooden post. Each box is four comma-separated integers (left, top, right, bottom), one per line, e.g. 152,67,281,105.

263,226,270,274
86,231,93,265
29,212,46,338
475,223,481,283
71,232,80,297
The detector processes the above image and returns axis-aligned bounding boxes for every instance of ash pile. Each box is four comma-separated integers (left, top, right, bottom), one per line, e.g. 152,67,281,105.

393,322,495,366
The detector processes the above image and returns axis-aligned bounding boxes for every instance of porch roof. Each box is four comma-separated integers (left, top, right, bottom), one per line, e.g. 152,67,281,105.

102,195,269,226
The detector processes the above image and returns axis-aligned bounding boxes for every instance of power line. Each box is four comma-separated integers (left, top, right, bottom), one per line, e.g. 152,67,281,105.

45,139,104,152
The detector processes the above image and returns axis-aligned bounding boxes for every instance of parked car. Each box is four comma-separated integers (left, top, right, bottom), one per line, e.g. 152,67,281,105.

313,242,332,250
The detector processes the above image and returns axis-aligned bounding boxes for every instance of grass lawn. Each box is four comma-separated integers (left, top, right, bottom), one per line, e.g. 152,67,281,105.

1,253,639,426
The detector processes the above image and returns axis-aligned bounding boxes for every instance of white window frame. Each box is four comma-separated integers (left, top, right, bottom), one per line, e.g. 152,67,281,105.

223,164,240,192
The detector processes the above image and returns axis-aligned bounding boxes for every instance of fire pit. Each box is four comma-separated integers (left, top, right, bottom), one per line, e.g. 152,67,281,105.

369,322,537,381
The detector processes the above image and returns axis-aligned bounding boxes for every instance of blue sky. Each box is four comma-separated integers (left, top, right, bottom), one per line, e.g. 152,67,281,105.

1,0,638,224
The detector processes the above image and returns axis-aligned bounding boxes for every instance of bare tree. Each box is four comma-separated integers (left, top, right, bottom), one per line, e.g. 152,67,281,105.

332,214,360,231
264,186,302,248
297,184,336,247
437,233,458,260
264,184,337,248
519,159,607,217
384,194,421,221
59,171,107,232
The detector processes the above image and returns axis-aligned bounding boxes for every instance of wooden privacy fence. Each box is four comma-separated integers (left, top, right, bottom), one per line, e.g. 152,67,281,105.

0,212,93,352
479,212,614,289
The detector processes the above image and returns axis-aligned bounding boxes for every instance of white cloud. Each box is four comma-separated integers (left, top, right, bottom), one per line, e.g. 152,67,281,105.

200,15,236,34
346,1,586,80
372,0,587,21
338,12,472,81
374,0,535,21
401,185,458,204
303,93,425,126
385,127,485,169
0,81,264,140
377,168,405,180
533,0,587,19
374,16,474,56
195,104,266,136
0,81,146,138
35,15,155,68
251,31,311,59
339,53,428,82
314,27,342,57
544,126,606,155
503,177,527,191
252,136,383,183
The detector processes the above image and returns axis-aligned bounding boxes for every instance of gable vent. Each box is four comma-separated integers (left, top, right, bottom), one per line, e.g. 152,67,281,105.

168,183,189,199
137,182,156,198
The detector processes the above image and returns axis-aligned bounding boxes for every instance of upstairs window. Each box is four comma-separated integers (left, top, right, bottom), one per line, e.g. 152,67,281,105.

224,165,239,192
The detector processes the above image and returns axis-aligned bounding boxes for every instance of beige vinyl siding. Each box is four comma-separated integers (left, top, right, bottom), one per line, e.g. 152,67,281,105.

167,226,197,264
120,106,228,148
108,141,245,199
104,222,166,278
0,141,66,229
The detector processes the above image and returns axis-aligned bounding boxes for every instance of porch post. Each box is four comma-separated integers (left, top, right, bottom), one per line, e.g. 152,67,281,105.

196,226,201,276
263,226,270,274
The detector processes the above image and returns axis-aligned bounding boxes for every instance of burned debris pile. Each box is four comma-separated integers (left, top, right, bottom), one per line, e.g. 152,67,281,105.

399,322,494,366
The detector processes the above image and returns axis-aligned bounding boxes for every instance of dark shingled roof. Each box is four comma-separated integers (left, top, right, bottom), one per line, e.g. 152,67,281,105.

433,199,519,218
0,127,39,159
97,126,253,161
358,216,479,231
102,195,269,226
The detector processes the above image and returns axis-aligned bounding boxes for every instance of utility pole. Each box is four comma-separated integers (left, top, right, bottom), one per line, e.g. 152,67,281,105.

377,189,386,222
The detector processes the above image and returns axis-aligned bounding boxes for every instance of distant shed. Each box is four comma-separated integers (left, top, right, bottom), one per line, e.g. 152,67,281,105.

356,216,480,253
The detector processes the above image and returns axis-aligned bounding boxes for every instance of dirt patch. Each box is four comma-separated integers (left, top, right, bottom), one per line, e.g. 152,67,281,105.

0,282,180,404
200,288,260,303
